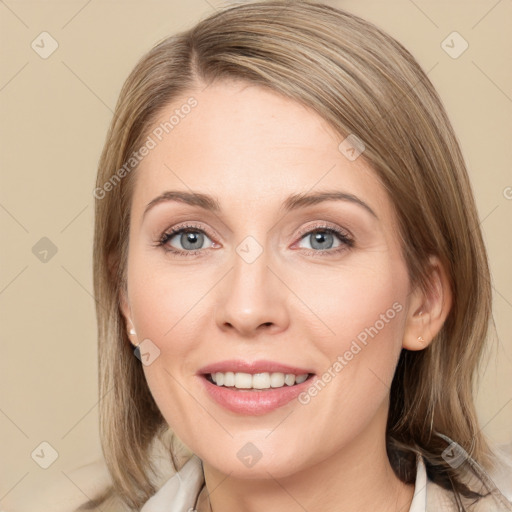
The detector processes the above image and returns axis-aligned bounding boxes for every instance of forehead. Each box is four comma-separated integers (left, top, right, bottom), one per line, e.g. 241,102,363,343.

131,80,392,223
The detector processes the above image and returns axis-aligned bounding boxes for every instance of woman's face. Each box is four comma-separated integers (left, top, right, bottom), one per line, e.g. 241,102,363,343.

122,79,415,478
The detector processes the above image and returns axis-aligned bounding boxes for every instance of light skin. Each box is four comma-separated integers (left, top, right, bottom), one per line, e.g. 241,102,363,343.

120,79,452,512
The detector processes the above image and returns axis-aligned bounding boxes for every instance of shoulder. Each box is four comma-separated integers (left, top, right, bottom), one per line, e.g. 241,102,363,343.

489,442,512,504
140,454,204,511
426,442,512,512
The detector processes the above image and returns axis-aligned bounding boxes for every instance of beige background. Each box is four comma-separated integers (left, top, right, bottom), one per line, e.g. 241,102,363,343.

1,0,511,510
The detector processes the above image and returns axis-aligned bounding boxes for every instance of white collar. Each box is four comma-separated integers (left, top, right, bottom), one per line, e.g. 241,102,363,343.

141,454,428,512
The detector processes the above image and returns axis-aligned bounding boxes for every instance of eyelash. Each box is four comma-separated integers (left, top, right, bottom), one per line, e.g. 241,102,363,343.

155,222,355,258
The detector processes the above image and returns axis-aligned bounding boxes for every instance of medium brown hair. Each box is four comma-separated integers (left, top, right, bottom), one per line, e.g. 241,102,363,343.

85,1,497,509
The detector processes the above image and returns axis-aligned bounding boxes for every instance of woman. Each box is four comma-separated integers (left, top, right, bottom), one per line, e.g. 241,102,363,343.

83,1,512,511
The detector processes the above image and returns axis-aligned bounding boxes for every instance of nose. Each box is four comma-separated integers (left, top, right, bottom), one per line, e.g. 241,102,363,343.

214,246,290,338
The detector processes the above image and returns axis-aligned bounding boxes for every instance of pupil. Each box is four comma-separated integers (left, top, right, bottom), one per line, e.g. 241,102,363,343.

311,231,333,250
182,230,203,250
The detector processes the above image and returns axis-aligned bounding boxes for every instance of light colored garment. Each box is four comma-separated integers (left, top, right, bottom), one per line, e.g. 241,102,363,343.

139,450,512,512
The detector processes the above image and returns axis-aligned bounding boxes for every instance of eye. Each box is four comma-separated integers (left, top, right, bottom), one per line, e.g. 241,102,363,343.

157,224,215,256
156,222,354,258
295,224,354,256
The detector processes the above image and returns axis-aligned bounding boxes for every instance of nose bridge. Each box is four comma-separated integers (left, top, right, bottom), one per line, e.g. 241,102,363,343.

215,233,288,334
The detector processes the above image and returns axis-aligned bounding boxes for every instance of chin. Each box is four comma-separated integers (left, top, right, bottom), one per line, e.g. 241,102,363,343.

199,442,313,480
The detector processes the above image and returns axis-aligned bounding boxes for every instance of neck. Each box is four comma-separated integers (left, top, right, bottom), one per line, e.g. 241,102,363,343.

197,404,415,512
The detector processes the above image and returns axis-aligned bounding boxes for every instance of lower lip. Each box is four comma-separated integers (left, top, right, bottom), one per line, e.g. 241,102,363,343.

199,375,315,415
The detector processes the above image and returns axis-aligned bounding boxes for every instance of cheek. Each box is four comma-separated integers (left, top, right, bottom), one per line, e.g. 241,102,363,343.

127,250,212,352
126,253,215,420
294,259,408,428
294,254,408,351
127,265,207,431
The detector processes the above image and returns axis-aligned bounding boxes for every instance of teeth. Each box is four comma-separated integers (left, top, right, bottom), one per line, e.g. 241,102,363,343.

210,372,309,389
235,372,252,389
295,374,308,384
270,372,285,387
284,374,295,386
223,371,235,387
252,373,271,389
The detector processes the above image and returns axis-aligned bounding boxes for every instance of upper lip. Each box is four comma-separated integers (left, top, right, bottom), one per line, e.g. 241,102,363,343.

197,359,314,376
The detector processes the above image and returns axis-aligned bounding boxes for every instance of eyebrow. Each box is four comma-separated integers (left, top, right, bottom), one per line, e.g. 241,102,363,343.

143,190,378,219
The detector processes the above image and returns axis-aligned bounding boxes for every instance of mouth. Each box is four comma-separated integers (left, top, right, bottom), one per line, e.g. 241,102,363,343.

198,363,317,415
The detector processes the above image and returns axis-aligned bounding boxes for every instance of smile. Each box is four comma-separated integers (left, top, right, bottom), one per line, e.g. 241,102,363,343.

197,360,316,415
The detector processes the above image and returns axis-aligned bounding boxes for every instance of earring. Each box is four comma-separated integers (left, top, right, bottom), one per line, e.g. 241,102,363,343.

418,336,425,342
129,328,136,336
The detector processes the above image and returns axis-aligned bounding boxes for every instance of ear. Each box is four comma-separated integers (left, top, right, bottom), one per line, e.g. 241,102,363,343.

119,285,138,346
402,255,452,351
